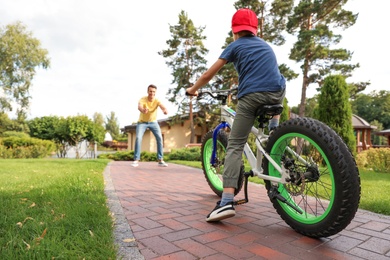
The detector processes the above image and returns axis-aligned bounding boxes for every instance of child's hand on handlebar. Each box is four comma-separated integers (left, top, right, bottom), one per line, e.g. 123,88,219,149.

186,86,198,96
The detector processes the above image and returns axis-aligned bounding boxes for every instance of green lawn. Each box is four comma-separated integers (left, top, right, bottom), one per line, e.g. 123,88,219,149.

0,159,116,259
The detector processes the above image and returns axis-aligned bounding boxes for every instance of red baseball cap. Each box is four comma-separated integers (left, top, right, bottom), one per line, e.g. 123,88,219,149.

231,8,258,35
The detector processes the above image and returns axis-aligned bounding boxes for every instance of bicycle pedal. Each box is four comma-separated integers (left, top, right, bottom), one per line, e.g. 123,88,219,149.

233,199,248,205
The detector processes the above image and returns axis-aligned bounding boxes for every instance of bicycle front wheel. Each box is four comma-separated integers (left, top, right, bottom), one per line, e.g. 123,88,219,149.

264,117,361,238
201,129,244,197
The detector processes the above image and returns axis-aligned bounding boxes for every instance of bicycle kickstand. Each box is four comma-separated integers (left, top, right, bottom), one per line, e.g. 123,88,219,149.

233,170,254,206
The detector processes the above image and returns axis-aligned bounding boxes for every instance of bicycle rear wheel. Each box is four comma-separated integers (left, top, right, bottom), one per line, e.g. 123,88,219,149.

201,130,244,197
264,117,361,238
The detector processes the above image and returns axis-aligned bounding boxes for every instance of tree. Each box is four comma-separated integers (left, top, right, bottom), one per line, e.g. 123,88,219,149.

93,112,104,127
159,10,209,143
286,0,367,117
105,111,120,141
28,116,67,157
0,113,14,135
370,120,385,146
294,95,319,119
316,75,356,154
28,115,105,158
0,111,29,134
0,22,50,115
352,90,390,130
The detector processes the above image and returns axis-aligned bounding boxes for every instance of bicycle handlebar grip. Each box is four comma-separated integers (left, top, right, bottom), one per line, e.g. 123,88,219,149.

185,91,195,96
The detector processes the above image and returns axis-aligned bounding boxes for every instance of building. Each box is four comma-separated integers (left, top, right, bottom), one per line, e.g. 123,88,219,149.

352,114,377,153
374,129,390,147
122,114,208,153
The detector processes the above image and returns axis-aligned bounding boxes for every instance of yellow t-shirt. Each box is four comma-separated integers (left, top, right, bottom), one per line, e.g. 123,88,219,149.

138,97,161,122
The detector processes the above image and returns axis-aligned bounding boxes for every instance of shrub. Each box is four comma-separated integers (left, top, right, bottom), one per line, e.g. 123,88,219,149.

98,151,133,161
168,147,201,161
355,148,390,173
97,151,158,161
0,136,56,158
97,147,202,162
2,131,30,138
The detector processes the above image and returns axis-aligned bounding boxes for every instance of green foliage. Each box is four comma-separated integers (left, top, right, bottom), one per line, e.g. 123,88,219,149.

280,97,289,123
98,147,202,162
370,120,386,146
93,112,104,126
159,10,209,143
98,151,158,162
159,10,208,106
28,115,105,158
0,136,55,158
352,90,390,130
98,151,133,161
0,112,29,134
2,130,29,138
286,1,364,116
356,148,390,173
316,75,356,154
168,147,201,161
28,116,61,140
0,22,50,114
105,111,121,141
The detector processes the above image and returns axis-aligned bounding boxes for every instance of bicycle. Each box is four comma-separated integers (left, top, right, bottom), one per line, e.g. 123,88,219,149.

192,87,361,238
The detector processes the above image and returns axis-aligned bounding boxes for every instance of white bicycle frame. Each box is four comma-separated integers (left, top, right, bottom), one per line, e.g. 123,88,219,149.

217,103,290,185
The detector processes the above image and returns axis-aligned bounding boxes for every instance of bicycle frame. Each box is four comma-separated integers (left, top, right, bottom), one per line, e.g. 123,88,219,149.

211,103,290,185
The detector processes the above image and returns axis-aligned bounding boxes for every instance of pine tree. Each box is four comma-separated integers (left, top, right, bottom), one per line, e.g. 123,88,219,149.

316,75,356,154
159,10,209,143
286,0,367,117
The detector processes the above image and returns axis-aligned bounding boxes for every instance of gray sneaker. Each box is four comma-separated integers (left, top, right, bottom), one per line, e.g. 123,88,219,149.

206,201,235,222
158,161,168,167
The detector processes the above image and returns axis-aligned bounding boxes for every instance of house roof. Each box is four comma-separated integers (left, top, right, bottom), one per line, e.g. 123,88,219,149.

374,129,390,136
352,114,377,129
121,113,194,133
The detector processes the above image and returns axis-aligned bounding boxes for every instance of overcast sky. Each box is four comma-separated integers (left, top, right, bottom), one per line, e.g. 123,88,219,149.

1,0,388,128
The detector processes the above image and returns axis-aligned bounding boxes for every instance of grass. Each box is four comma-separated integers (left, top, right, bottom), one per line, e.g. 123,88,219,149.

169,160,390,216
1,158,389,259
0,159,116,260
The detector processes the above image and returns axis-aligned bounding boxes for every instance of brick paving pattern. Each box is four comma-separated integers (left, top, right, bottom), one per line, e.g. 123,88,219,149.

105,161,390,260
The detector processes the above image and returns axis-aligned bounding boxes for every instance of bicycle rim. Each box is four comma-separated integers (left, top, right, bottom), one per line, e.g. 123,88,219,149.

269,133,335,225
202,138,226,193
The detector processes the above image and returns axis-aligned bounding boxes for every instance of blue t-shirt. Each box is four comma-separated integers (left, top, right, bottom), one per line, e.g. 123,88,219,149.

219,35,286,99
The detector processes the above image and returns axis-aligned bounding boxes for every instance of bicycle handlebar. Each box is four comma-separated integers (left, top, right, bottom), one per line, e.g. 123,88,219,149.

185,87,238,101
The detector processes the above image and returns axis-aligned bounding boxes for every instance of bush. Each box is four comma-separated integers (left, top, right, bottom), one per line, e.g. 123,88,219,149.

0,136,56,158
97,151,157,161
97,147,202,162
355,148,390,173
168,147,201,161
98,151,133,161
2,131,30,138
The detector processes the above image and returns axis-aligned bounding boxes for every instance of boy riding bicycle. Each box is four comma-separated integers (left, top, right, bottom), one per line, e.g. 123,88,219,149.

186,8,286,222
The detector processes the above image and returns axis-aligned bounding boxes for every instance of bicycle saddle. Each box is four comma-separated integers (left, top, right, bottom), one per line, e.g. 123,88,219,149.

255,104,283,117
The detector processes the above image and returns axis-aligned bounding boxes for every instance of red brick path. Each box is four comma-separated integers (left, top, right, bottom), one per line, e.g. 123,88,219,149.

107,161,390,260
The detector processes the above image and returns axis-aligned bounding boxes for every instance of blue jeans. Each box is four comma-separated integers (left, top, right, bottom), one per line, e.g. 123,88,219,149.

134,122,164,161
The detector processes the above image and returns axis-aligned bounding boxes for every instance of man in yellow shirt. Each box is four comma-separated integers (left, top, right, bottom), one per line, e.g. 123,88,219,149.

132,84,168,167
